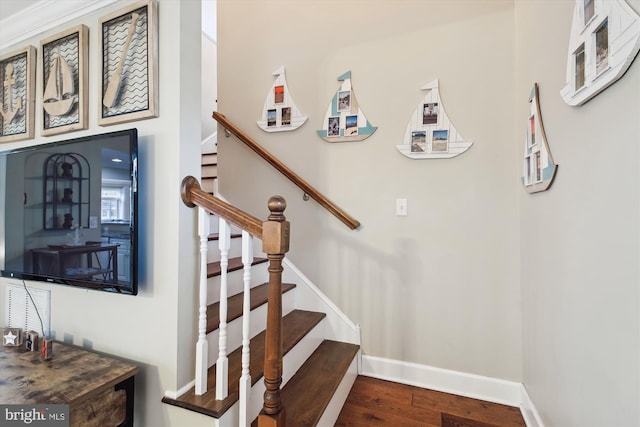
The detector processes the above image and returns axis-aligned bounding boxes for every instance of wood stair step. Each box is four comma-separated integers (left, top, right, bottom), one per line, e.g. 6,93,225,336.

201,153,217,166
207,256,268,278
162,309,326,418
251,340,360,427
205,282,296,334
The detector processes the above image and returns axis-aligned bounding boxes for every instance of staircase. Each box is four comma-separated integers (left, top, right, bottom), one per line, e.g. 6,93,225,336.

162,202,361,426
201,152,218,195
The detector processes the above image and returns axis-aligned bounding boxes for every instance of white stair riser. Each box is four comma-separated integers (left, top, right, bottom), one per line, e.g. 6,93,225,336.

207,264,269,305
216,318,327,427
317,355,358,426
205,288,296,366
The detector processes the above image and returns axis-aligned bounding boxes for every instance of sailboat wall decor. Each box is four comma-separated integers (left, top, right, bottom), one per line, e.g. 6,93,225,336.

257,66,307,132
99,0,158,126
317,71,377,143
396,79,473,159
560,0,640,106
39,25,88,136
0,46,36,143
523,83,557,193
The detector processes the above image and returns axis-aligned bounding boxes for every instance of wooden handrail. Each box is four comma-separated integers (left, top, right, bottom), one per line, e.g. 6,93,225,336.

212,111,361,230
181,176,263,237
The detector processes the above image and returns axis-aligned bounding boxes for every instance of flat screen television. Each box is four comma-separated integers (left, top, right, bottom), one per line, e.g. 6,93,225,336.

0,129,138,295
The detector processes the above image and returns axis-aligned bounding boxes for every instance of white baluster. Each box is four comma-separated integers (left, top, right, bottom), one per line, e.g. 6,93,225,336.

239,231,253,426
195,207,209,395
216,218,230,400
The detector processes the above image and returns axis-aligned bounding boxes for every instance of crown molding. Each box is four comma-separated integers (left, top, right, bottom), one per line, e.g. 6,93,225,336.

0,0,121,51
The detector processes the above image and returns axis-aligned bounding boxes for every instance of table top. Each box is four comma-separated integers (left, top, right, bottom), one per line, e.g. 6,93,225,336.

32,244,118,255
0,342,138,405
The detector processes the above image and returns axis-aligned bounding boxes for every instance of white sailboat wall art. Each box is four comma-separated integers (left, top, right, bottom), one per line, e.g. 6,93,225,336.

43,52,76,117
560,0,640,106
317,71,377,142
257,66,307,132
396,79,472,159
523,83,557,193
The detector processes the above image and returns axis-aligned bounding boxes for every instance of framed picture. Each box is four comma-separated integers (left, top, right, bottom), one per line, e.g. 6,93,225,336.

0,46,36,143
99,0,158,126
40,25,88,136
528,114,536,147
574,43,586,91
274,85,284,104
327,116,340,136
422,102,438,125
411,131,426,153
432,129,449,152
345,115,358,136
595,19,609,75
337,90,351,112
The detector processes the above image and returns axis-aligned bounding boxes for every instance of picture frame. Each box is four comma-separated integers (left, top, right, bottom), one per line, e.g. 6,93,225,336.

2,327,23,347
99,0,158,126
40,25,88,137
595,19,609,75
432,129,449,152
0,46,36,143
337,90,351,112
411,131,426,153
422,102,438,125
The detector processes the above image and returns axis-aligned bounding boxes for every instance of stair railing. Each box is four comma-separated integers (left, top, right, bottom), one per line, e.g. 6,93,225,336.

181,176,290,427
212,112,361,230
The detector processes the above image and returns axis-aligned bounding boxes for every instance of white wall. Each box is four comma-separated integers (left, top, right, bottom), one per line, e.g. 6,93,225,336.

0,1,208,425
217,0,523,381
515,0,640,426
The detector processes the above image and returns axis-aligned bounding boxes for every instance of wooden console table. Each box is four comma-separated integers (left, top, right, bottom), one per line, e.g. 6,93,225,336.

0,342,138,426
31,243,118,283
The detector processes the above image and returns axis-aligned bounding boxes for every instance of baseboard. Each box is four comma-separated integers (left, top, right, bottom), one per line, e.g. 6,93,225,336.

361,354,523,407
520,385,546,427
164,380,195,401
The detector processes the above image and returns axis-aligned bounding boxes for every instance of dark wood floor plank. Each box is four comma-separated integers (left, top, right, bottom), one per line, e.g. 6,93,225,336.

412,388,526,427
335,376,526,427
335,402,433,427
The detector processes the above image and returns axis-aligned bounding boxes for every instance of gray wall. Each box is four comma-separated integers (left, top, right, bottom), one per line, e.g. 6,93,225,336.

515,0,640,425
218,0,523,381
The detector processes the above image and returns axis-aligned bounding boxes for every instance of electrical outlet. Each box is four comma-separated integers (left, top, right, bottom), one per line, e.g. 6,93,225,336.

396,198,408,216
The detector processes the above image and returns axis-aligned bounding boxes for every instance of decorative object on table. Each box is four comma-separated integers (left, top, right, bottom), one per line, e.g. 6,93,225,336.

62,214,74,229
66,225,85,246
523,83,557,193
396,79,473,159
2,327,23,347
317,71,377,142
26,330,39,352
99,0,158,126
0,46,36,143
560,0,640,106
39,25,88,136
257,66,307,132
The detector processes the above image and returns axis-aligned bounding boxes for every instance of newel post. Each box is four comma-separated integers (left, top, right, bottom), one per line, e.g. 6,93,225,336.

258,196,290,427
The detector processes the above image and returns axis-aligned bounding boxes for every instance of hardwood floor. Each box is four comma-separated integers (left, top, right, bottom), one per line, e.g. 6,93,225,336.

335,376,526,427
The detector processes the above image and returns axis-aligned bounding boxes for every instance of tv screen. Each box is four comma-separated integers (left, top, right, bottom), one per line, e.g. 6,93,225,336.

0,129,138,295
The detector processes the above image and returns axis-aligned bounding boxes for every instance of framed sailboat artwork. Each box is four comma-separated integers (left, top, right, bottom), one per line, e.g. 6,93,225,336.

0,46,36,143
99,0,158,126
396,79,473,159
39,25,89,136
317,71,377,143
257,66,307,132
560,0,640,106
39,25,88,136
523,83,557,193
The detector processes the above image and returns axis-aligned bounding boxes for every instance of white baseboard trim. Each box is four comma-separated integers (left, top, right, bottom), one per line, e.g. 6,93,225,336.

361,354,523,409
520,385,546,427
164,379,195,401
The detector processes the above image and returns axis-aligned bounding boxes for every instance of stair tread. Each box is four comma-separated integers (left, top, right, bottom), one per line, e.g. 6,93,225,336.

207,257,268,278
206,282,296,334
253,340,360,427
162,309,326,418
